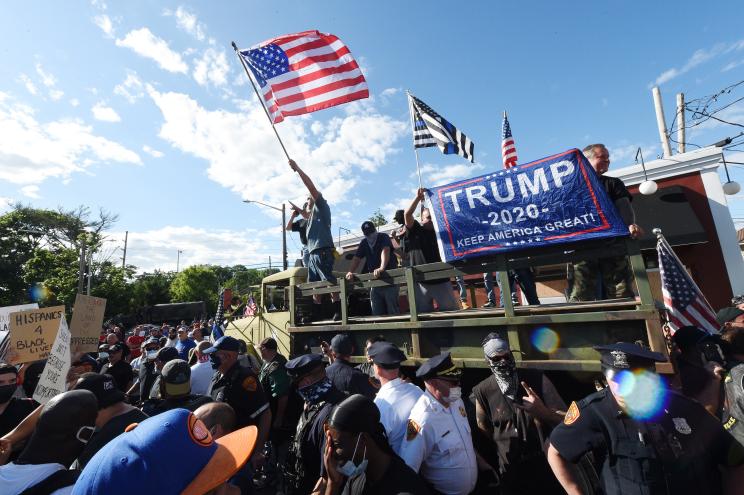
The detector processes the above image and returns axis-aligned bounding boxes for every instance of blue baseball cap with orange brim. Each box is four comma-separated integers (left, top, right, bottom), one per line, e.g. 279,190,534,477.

72,408,258,495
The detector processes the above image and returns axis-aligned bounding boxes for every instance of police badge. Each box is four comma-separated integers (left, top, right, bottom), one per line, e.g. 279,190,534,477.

672,417,692,435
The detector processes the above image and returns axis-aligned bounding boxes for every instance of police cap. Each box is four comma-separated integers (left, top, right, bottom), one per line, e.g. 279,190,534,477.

717,306,744,325
415,352,462,381
285,353,324,380
594,342,666,370
203,336,240,354
330,334,353,355
368,342,406,369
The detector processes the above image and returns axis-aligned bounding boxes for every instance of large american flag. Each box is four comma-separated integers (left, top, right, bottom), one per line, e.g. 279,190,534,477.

502,112,518,168
657,234,719,334
239,30,368,124
409,93,475,163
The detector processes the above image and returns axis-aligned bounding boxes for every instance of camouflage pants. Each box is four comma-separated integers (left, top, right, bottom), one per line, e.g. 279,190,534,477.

569,256,634,302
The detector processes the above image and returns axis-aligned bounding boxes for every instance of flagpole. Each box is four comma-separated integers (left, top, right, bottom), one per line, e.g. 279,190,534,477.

406,90,423,191
231,41,290,160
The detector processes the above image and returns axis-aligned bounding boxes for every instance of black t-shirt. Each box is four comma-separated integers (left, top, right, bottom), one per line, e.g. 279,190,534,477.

208,363,269,428
73,408,149,469
101,360,133,392
291,218,308,246
354,233,399,273
357,455,431,495
0,397,36,437
599,175,632,203
405,221,441,267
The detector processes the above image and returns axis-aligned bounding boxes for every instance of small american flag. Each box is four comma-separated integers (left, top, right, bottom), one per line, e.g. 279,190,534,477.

657,233,719,334
240,30,368,124
212,289,225,340
409,93,475,163
502,112,518,168
244,295,258,317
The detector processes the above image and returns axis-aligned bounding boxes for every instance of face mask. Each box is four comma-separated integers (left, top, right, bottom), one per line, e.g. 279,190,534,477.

0,384,17,403
365,232,378,248
146,350,158,361
444,386,462,404
297,376,333,404
98,352,109,360
337,433,369,478
210,354,222,370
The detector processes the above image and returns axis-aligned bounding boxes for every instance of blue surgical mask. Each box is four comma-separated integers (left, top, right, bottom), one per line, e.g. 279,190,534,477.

337,433,368,478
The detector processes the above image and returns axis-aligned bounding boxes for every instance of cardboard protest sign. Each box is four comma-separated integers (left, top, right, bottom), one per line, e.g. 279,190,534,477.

70,294,106,353
7,305,65,364
0,303,39,360
33,317,71,404
427,149,629,262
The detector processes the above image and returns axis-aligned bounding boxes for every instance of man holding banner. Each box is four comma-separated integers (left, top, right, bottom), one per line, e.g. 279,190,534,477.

569,144,643,302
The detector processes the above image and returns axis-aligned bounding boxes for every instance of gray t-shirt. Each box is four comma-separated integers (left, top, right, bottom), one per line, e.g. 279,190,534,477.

305,193,334,253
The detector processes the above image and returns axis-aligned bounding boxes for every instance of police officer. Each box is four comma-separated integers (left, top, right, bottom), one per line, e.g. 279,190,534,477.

548,342,744,495
569,143,643,301
370,341,423,455
141,359,212,416
283,353,344,495
399,352,478,495
472,333,565,494
205,336,271,468
325,334,376,398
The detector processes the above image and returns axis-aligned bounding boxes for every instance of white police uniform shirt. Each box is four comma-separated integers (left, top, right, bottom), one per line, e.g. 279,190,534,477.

399,390,478,495
374,377,423,454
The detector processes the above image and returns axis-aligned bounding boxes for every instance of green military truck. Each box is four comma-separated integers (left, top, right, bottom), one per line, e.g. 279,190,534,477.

225,236,670,386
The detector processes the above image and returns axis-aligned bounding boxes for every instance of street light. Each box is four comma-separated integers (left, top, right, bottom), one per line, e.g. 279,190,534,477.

243,199,288,271
337,227,351,255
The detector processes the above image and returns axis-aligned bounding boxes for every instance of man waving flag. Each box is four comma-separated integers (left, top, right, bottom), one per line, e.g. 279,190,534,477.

239,30,369,124
409,93,475,163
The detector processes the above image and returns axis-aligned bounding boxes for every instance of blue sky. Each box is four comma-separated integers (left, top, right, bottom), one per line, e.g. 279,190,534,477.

1,1,743,272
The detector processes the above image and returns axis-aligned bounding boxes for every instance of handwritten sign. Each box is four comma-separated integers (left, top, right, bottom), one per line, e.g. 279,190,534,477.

427,149,629,261
0,303,39,360
33,317,71,404
7,305,65,364
70,294,106,353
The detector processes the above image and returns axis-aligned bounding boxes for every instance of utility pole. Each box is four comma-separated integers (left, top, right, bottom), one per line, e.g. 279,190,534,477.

86,247,93,295
269,256,272,271
78,241,86,294
281,203,287,270
652,86,673,158
677,93,686,154
121,230,128,269
177,250,183,273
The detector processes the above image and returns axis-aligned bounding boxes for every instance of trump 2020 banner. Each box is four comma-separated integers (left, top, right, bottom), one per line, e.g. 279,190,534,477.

427,149,628,262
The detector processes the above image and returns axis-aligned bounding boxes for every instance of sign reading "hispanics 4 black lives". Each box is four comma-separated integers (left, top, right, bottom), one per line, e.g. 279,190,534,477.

427,149,629,262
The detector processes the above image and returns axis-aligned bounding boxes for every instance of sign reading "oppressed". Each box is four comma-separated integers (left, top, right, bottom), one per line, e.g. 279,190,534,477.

427,149,629,262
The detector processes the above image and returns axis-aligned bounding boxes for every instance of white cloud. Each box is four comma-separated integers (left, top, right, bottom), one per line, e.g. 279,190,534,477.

0,197,12,213
607,143,660,165
414,163,486,187
381,88,400,98
18,74,38,95
142,145,164,158
113,72,144,103
35,63,56,88
0,92,141,186
652,39,744,86
91,101,121,122
69,98,80,107
723,59,744,72
193,48,230,87
20,185,40,199
165,6,206,41
147,86,407,207
115,28,188,74
93,14,115,38
108,226,280,273
49,90,64,101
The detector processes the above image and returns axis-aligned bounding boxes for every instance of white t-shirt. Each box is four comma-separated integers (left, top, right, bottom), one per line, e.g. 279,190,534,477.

0,462,74,495
190,360,216,395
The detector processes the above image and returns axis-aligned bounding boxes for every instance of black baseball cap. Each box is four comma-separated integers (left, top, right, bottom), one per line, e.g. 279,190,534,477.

74,372,125,409
203,336,240,354
162,359,191,397
156,346,179,363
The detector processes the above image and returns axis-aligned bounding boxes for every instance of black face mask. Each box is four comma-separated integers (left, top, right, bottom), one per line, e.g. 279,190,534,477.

210,354,222,370
0,384,17,404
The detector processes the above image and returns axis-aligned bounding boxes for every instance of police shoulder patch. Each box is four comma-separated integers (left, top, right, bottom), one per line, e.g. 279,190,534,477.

369,377,381,389
459,405,467,417
242,376,258,392
564,401,580,425
406,419,421,441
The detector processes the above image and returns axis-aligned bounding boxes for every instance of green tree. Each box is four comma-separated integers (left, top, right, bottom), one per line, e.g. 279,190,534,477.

170,265,220,313
369,209,387,227
130,271,175,308
89,261,136,316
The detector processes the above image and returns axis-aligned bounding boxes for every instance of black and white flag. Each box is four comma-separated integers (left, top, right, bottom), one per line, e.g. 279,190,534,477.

409,93,475,163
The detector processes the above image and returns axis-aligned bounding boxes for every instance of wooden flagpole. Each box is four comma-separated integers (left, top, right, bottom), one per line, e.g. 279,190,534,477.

231,41,290,160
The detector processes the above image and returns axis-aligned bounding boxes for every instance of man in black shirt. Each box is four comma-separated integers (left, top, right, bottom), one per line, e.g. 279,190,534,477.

325,334,377,398
0,363,36,440
141,359,211,416
99,342,133,392
287,200,310,267
315,394,430,495
570,143,643,301
404,188,459,312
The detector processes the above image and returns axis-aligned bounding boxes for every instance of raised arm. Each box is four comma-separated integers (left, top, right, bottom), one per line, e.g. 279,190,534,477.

405,188,425,229
286,208,299,231
289,159,319,200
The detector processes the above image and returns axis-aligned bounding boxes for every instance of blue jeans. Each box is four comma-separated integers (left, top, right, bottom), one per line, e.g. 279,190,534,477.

370,285,400,315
